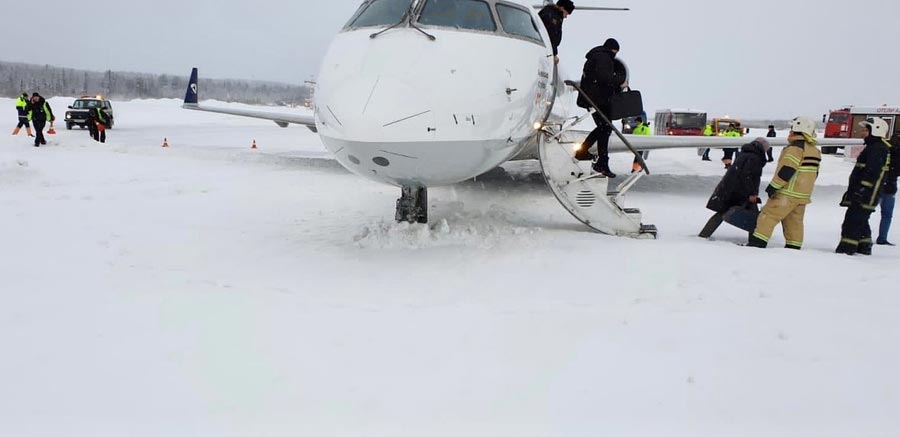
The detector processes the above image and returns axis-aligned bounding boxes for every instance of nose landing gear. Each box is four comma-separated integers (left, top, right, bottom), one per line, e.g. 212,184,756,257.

396,186,428,224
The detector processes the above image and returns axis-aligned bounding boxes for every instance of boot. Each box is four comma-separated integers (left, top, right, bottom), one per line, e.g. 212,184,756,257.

747,234,768,248
574,146,593,161
26,127,34,137
592,162,617,178
857,243,873,256
592,157,616,178
835,242,857,256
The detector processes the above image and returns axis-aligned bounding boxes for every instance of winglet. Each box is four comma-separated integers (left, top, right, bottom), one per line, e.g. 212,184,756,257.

184,68,199,105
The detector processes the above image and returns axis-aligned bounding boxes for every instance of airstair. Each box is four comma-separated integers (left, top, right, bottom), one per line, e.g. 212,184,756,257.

537,126,657,239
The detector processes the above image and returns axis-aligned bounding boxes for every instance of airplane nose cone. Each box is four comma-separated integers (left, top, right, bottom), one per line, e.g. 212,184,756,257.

319,76,435,143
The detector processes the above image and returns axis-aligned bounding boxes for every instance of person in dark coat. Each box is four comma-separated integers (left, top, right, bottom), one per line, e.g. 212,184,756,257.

699,138,771,238
766,125,777,162
26,93,54,148
576,38,626,178
538,0,574,64
86,107,110,143
876,134,900,245
837,117,893,255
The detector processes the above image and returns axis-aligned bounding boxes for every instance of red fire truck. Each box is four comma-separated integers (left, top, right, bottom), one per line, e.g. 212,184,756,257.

654,109,707,136
824,105,900,153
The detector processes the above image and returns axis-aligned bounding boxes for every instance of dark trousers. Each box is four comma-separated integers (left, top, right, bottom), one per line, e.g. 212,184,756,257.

723,148,738,162
584,112,612,167
766,147,775,161
699,212,724,238
16,116,30,129
89,123,106,143
32,119,46,146
841,203,875,247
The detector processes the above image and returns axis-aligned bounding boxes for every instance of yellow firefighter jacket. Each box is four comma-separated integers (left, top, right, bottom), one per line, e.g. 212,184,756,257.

768,133,822,203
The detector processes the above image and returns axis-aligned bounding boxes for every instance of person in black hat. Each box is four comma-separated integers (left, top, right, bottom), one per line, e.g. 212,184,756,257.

539,0,574,64
577,38,626,178
766,125,777,162
25,93,54,147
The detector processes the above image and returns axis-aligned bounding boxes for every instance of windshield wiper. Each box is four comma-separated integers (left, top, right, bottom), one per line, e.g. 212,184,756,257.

370,2,436,41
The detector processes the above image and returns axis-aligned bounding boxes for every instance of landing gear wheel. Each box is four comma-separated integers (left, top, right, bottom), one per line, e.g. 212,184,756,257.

396,186,428,224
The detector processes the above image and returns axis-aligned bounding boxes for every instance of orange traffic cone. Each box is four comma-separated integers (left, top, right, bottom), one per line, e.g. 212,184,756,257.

162,138,169,148
251,139,258,150
47,121,56,135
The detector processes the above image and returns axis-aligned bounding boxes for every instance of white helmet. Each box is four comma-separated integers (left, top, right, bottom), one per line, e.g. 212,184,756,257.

859,117,890,139
790,116,817,137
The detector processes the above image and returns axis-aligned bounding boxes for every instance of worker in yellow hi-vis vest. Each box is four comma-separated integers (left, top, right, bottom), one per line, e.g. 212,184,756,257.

631,117,651,173
13,93,34,137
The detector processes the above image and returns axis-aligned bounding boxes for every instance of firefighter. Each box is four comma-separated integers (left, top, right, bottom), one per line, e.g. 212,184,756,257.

699,137,770,238
87,106,109,143
538,0,574,65
577,38,626,178
631,117,651,173
836,117,893,255
26,93,54,148
13,93,34,137
701,124,713,161
876,134,900,246
766,125,777,162
722,124,741,168
748,116,822,249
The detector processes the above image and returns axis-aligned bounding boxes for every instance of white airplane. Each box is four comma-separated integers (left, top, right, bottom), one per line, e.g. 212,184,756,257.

183,0,858,238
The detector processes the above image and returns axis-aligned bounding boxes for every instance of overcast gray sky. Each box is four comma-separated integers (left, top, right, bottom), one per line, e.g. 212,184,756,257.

2,0,898,118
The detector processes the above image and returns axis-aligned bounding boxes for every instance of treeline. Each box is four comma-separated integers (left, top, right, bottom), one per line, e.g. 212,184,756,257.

0,61,310,106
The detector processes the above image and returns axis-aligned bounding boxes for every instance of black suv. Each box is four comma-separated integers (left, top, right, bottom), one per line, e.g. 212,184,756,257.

65,97,114,130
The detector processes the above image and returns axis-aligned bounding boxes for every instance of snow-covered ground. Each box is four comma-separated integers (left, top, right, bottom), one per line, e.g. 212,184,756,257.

1,98,897,437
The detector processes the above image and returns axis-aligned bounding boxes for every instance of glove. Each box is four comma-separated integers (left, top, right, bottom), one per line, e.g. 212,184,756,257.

765,185,777,199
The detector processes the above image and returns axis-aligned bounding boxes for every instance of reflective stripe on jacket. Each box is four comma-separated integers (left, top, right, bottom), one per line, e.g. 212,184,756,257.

769,134,822,202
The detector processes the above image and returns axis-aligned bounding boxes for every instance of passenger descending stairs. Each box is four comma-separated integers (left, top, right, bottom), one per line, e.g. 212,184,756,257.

537,130,657,239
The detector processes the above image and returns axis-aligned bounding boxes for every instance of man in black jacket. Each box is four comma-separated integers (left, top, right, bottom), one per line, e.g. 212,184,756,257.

26,93,54,148
577,38,626,178
837,117,893,255
538,0,575,64
699,138,770,238
87,106,111,143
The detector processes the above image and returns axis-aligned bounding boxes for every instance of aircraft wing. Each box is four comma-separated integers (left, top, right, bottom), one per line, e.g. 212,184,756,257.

181,68,317,132
559,131,864,153
514,129,863,160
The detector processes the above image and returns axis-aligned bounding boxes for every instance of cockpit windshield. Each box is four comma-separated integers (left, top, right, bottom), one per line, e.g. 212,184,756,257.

418,0,497,32
346,0,413,29
496,3,542,42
